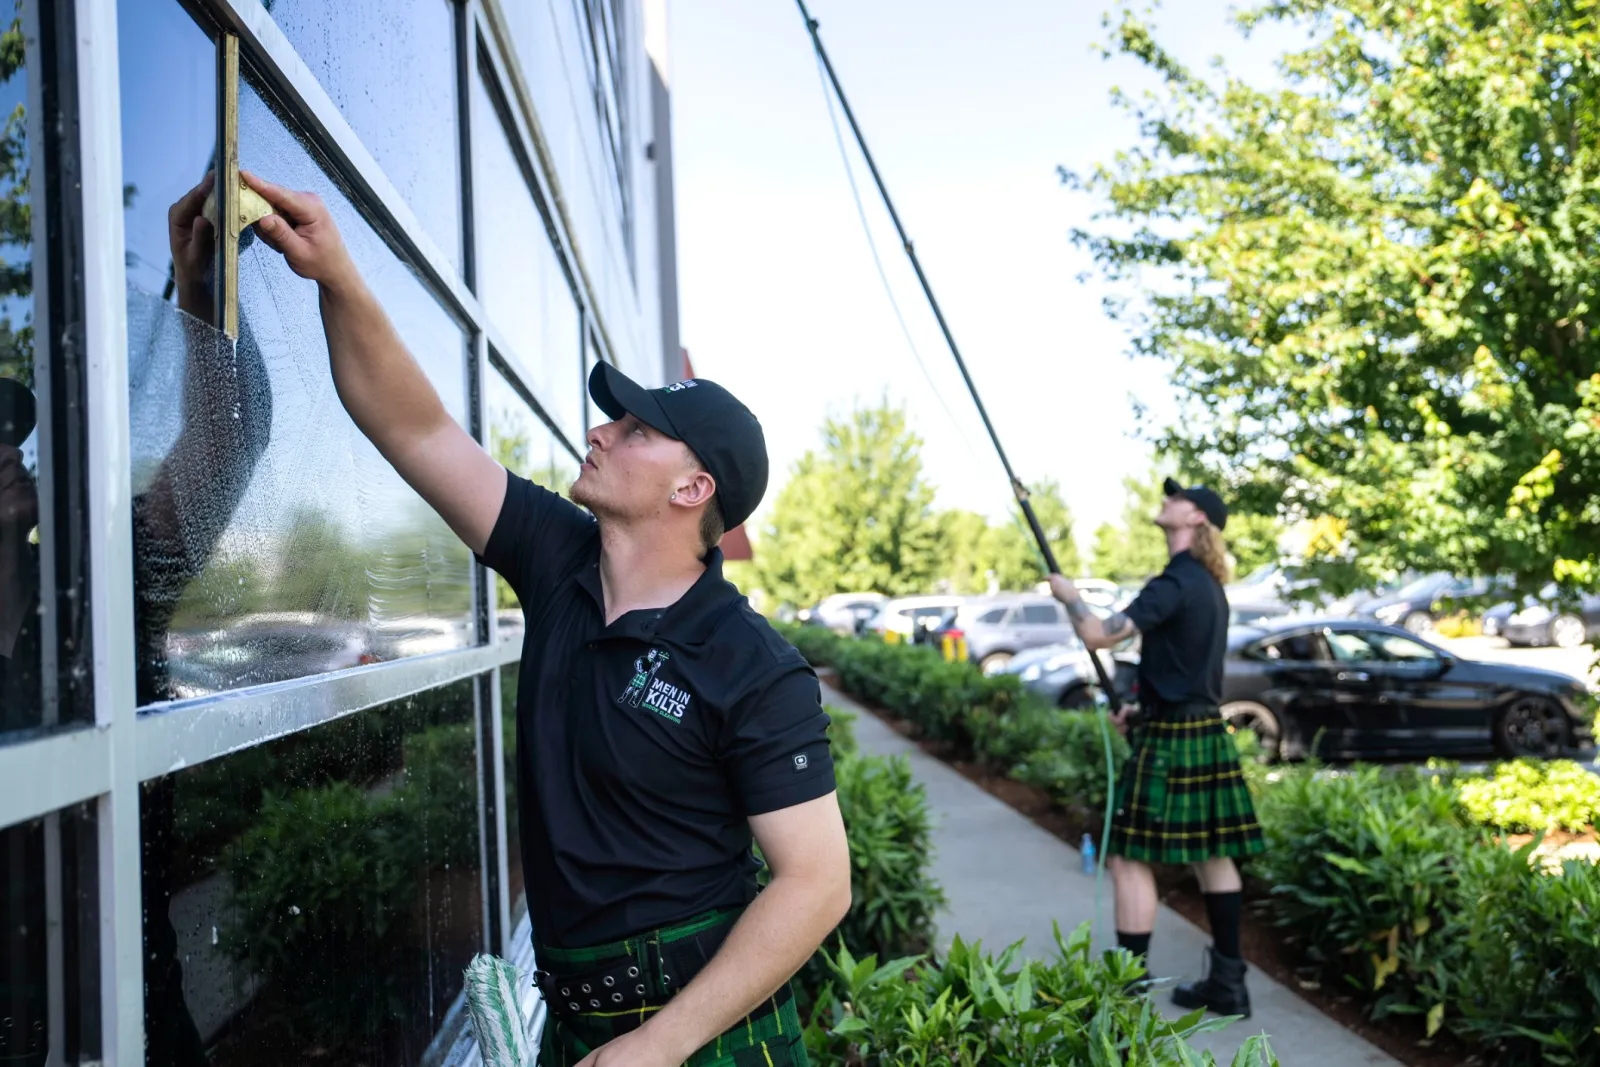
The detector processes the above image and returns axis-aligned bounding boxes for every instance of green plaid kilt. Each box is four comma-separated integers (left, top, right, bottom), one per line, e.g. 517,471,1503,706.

536,909,808,1067
1107,713,1266,865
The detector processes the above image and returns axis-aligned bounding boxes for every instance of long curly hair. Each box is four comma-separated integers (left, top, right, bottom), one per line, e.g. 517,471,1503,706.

1191,521,1232,586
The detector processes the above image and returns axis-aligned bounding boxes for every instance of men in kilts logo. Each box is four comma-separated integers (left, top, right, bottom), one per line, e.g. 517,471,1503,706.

246,175,851,1066
1049,478,1264,1017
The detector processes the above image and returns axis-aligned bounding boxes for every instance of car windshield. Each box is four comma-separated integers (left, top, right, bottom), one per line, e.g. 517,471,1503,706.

1391,574,1448,599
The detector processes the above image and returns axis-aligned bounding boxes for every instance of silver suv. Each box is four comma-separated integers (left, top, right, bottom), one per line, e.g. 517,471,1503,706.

949,594,1078,675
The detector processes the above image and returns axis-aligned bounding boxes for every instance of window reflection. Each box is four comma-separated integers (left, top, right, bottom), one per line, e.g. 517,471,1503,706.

498,662,523,919
118,0,219,322
262,0,462,270
0,804,100,1067
1,0,44,733
472,56,584,442
140,679,483,1066
486,360,578,640
126,75,476,706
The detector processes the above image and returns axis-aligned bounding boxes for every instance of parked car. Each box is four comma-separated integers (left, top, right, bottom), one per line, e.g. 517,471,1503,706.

938,593,1080,675
865,594,965,643
1002,638,1139,709
1480,598,1516,638
1226,561,1324,607
1500,583,1600,648
797,592,887,636
1353,572,1506,634
1221,618,1594,760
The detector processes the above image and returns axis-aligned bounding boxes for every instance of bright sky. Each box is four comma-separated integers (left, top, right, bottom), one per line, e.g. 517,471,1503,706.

669,0,1302,554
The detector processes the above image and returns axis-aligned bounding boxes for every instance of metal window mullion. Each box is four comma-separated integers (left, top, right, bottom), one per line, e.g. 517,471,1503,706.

72,0,142,1061
0,728,111,827
201,0,488,338
133,644,514,782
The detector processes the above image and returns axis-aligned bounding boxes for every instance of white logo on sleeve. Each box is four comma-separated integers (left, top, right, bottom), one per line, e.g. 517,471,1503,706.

793,753,809,771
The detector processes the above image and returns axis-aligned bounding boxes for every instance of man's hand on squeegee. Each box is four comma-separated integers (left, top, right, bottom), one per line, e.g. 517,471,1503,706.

243,171,357,294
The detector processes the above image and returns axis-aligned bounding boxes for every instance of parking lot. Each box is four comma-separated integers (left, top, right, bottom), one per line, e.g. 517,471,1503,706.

1433,635,1600,688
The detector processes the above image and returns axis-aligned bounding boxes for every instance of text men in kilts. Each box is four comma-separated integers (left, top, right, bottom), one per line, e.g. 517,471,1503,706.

1048,478,1264,1018
246,174,850,1067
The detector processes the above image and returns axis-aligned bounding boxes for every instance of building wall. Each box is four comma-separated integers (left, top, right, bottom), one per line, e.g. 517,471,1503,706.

0,0,678,1063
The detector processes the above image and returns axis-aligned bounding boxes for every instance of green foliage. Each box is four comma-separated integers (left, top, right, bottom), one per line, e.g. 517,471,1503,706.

756,399,941,607
1073,0,1600,593
826,704,859,758
805,928,1277,1066
1090,473,1171,582
1010,712,1131,814
1457,759,1600,834
1225,512,1285,580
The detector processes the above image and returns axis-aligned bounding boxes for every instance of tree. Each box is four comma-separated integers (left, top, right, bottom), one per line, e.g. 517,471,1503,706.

1071,1,1600,597
755,399,939,608
1090,474,1170,582
0,6,33,390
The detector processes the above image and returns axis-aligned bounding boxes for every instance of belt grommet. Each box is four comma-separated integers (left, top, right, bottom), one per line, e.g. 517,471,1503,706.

603,976,614,987
635,983,646,994
568,1002,579,1012
581,983,591,994
627,965,639,978
560,987,570,996
612,992,623,1003
590,999,600,1009
662,973,671,985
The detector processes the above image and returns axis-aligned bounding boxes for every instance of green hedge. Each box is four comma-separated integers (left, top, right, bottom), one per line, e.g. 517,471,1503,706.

792,624,1600,1065
805,931,1277,1066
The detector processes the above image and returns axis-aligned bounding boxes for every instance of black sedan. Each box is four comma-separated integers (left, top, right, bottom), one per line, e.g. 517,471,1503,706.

1221,619,1595,760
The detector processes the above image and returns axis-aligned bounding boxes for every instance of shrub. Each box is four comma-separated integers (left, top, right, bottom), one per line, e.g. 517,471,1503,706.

1249,765,1479,1024
1449,844,1600,1064
826,704,859,757
1457,759,1600,834
1010,711,1130,813
805,926,1278,1066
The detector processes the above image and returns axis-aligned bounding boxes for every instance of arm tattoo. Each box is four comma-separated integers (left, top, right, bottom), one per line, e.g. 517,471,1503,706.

1102,612,1133,641
1064,599,1092,623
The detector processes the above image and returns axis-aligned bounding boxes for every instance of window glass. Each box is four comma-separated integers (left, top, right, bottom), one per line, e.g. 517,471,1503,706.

486,360,579,638
586,336,608,433
499,661,524,921
127,76,473,707
1260,633,1323,662
139,679,482,1064
1369,633,1439,662
977,608,1007,625
1020,604,1059,625
1,803,100,1066
472,56,583,443
264,0,462,269
1324,629,1377,663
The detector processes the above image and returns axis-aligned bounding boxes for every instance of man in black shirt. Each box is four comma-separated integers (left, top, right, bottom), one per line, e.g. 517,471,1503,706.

1049,478,1263,1017
248,175,849,1067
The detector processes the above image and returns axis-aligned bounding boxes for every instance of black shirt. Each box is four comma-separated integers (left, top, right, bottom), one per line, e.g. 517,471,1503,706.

1123,549,1228,707
479,474,838,948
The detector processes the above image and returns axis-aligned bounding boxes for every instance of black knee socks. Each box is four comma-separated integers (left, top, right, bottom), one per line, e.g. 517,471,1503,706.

1116,930,1151,959
1204,890,1243,959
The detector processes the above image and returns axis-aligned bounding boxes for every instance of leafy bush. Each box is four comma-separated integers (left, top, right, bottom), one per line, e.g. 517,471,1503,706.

1250,765,1477,1024
826,704,859,757
1457,759,1600,833
1449,844,1600,1065
805,927,1277,1066
1010,711,1130,813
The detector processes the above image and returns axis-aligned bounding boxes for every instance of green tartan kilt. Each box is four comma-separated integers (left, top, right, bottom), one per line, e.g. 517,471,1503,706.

536,911,808,1067
1107,714,1266,865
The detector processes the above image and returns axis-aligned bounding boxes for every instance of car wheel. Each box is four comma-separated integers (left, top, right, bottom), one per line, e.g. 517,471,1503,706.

1551,614,1588,650
1494,696,1568,758
1402,611,1435,635
1222,700,1282,762
979,652,1013,676
1058,683,1094,710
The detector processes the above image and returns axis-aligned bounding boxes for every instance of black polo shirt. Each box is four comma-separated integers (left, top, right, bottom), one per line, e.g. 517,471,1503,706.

1123,549,1228,707
479,474,837,949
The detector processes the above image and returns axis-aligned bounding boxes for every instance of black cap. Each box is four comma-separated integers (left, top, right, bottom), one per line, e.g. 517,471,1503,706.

588,362,769,530
0,377,36,449
1163,476,1228,530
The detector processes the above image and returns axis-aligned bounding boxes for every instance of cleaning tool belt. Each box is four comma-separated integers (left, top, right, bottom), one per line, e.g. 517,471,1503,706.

534,908,741,1019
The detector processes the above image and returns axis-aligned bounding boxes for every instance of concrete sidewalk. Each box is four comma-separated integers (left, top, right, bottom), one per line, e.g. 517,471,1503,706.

825,683,1399,1066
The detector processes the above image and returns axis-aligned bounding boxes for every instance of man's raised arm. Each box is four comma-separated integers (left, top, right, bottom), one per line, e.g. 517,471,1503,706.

1048,574,1140,651
245,171,505,555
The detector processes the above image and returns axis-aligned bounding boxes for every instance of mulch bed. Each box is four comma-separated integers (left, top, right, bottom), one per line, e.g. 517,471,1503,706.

821,669,1484,1067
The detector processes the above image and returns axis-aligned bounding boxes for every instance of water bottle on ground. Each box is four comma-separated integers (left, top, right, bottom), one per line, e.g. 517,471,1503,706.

1081,833,1097,876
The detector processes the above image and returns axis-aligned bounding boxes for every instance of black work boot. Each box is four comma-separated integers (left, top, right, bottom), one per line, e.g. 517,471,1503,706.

1171,946,1251,1018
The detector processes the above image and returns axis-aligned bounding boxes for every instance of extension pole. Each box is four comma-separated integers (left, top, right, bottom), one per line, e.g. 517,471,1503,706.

796,0,1118,701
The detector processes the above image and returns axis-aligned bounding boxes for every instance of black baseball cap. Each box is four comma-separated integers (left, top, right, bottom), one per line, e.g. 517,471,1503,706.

588,361,769,530
1163,476,1228,530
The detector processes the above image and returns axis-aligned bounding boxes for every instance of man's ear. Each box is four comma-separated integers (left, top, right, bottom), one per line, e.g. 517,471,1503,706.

673,468,716,508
